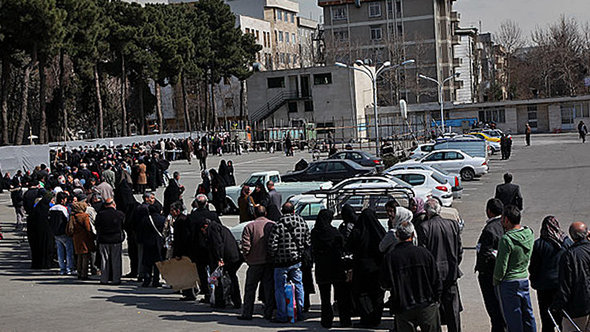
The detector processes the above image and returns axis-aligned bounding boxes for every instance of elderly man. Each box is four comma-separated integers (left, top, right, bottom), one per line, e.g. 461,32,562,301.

417,199,463,332
239,205,276,320
381,221,442,332
552,222,590,332
95,198,125,285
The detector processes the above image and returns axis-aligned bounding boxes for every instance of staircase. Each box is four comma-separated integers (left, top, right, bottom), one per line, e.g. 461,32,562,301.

250,91,305,123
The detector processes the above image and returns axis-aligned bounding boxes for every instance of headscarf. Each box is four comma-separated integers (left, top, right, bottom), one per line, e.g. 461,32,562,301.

412,197,426,216
341,204,358,225
314,209,334,231
71,202,88,214
540,216,567,247
356,208,386,243
266,204,282,222
393,207,413,226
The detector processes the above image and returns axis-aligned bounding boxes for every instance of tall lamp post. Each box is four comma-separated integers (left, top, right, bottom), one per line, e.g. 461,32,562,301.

418,72,460,134
336,59,415,157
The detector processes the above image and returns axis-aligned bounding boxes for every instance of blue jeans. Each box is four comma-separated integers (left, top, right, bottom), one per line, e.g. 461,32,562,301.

274,263,304,321
55,235,75,274
499,279,536,332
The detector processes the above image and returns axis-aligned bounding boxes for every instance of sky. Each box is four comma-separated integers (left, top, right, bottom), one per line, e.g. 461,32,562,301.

295,0,590,38
454,0,590,37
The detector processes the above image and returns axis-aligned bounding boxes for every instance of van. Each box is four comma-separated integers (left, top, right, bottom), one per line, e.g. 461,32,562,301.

433,137,488,159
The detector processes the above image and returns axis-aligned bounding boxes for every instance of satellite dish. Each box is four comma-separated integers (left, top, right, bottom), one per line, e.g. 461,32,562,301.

400,99,408,120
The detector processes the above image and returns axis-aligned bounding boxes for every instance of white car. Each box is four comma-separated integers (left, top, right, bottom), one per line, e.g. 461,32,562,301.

409,143,435,159
384,163,463,199
397,149,488,181
387,169,453,207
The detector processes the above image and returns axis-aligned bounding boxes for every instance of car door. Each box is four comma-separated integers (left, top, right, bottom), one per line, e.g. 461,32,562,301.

326,161,350,182
421,151,444,168
304,162,327,181
443,151,464,171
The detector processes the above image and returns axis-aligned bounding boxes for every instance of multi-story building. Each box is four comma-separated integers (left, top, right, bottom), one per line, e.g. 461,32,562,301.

319,0,458,104
236,15,273,70
454,26,480,104
478,32,508,102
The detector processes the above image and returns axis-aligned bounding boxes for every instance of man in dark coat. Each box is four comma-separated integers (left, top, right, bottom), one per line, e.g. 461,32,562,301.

138,203,165,287
417,199,463,332
189,194,221,302
475,198,506,332
171,202,196,301
163,171,183,216
551,222,590,331
95,198,125,285
494,173,523,210
381,221,442,332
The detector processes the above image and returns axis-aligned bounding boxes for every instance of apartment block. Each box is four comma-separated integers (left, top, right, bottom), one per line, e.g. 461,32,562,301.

453,27,480,104
319,0,458,104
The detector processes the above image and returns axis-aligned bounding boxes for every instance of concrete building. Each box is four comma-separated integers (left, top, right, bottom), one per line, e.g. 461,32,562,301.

298,17,318,68
319,0,458,104
237,15,273,69
478,33,508,102
246,65,374,139
453,27,480,104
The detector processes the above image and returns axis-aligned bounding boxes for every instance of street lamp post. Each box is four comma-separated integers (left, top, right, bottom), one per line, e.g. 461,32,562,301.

419,72,460,134
336,59,415,157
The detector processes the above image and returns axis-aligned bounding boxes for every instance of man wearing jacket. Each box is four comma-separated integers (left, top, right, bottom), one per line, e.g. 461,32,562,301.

552,222,590,332
49,192,75,275
495,173,523,210
95,198,125,285
475,199,507,332
381,221,442,332
239,205,276,321
268,202,311,323
493,205,536,332
417,199,463,332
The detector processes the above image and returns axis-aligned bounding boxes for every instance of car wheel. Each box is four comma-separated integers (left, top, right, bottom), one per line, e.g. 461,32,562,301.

460,168,475,181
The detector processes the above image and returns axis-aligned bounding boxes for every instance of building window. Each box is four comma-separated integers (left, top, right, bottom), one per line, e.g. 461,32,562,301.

333,7,347,20
397,23,403,37
285,12,289,22
369,3,382,17
478,108,506,123
370,27,383,41
286,53,291,64
278,31,284,42
288,102,298,113
292,33,296,44
291,13,295,23
285,33,289,44
527,105,538,128
267,77,285,89
304,100,314,112
396,0,402,14
293,54,298,65
386,0,394,16
334,30,349,41
277,10,282,21
313,73,332,85
280,53,285,64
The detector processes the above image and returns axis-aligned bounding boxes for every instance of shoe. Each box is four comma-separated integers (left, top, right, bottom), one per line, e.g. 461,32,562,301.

237,315,252,321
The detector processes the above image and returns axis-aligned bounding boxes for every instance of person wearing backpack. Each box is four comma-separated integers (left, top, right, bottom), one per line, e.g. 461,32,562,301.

49,192,75,275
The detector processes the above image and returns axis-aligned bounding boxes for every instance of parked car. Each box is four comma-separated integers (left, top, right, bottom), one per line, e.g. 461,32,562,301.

409,143,435,159
281,159,374,183
385,163,463,199
468,132,501,153
288,175,432,207
224,171,331,212
434,136,489,159
328,150,383,168
397,149,488,181
387,169,453,207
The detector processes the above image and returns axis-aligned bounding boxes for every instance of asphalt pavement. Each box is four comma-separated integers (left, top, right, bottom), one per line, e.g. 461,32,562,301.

0,132,588,331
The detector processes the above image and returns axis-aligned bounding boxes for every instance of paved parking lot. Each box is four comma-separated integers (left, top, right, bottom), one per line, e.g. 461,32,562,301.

0,133,588,331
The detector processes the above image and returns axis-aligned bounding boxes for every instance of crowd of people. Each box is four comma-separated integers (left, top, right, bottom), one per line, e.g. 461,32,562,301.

3,136,590,332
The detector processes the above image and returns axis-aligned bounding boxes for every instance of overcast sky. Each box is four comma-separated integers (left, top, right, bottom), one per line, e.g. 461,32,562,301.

295,0,590,40
454,0,590,38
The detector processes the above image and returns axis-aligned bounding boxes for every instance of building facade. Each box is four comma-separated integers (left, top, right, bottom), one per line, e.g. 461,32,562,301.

246,65,374,139
453,27,480,104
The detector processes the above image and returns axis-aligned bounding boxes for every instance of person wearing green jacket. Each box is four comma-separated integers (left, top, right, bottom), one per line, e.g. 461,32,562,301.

493,205,537,332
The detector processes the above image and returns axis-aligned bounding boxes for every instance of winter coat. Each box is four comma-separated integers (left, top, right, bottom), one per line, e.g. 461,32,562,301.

529,236,572,290
416,215,463,282
137,164,147,185
552,239,590,318
71,202,96,254
268,213,311,267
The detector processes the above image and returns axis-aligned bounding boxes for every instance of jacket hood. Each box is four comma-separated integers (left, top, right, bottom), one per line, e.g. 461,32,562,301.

506,226,534,252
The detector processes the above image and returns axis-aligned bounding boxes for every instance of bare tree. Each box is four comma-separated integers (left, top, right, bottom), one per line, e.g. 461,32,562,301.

496,20,526,55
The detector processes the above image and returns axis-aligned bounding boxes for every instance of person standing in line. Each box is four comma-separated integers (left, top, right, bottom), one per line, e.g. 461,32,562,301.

227,161,236,186
169,202,196,301
163,171,183,216
525,123,531,146
28,192,54,269
416,199,463,332
495,173,523,211
268,202,311,323
238,185,255,223
95,198,125,285
475,198,507,332
529,216,572,332
70,201,95,280
311,209,352,328
49,192,75,275
238,205,276,321
137,161,147,195
199,145,208,171
139,204,165,288
10,182,25,230
266,181,282,211
209,169,226,215
551,222,590,332
578,121,588,143
380,221,442,332
500,134,508,160
493,205,536,332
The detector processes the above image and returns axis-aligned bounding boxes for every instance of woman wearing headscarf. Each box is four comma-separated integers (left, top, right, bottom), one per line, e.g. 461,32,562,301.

27,192,55,269
195,170,211,198
237,185,255,223
227,161,236,186
409,197,427,227
529,216,572,332
218,160,232,188
250,182,270,207
209,169,226,215
338,204,357,241
70,201,95,280
346,208,386,328
312,209,353,328
379,206,414,253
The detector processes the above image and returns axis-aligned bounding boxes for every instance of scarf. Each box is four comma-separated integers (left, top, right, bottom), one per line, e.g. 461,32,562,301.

540,215,567,247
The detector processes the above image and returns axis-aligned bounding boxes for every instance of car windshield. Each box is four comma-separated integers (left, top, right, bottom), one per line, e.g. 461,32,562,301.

244,175,265,187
